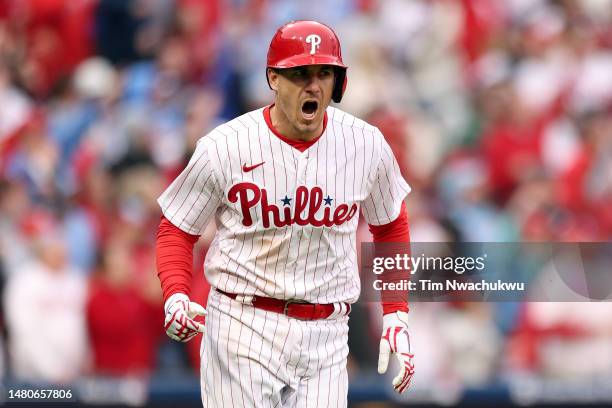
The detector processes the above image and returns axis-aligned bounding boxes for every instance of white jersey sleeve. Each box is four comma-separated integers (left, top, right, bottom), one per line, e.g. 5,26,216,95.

158,135,224,235
361,130,411,225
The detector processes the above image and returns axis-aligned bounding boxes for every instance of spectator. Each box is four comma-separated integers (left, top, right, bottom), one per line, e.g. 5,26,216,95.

557,111,612,236
86,237,162,376
1,0,96,97
3,222,87,383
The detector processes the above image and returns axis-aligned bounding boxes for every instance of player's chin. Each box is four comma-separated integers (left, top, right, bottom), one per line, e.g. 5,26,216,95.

295,119,319,134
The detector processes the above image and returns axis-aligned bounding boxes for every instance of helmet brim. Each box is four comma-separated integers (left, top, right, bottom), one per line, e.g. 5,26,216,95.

266,54,348,103
268,54,347,70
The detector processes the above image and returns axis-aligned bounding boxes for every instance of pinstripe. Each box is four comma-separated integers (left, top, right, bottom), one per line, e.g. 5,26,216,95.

224,303,236,407
217,129,242,408
202,297,211,407
365,158,383,224
244,305,259,406
168,157,211,221
313,321,324,408
332,113,339,302
164,147,208,209
252,126,276,407
226,130,249,294
286,318,301,380
376,171,392,220
332,320,340,408
358,125,372,222
312,140,325,301
256,305,271,404
338,119,352,301
325,320,335,408
202,299,211,407
297,126,323,298
246,112,260,125
210,139,227,187
266,131,281,284
371,136,385,222
302,320,315,407
215,129,237,291
235,302,248,406
266,312,283,402
212,296,223,408
249,130,276,404
277,132,296,299
267,128,290,299
244,123,266,295
336,319,347,408
339,320,348,408
214,294,226,407
382,146,396,195
320,128,332,303
330,325,342,407
178,171,217,230
235,116,248,130
379,147,398,217
346,125,361,298
291,155,305,298
160,107,409,407
278,316,293,393
350,117,357,203
205,325,214,408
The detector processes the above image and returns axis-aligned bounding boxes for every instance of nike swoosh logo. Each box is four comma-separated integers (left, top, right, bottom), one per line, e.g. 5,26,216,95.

242,161,265,172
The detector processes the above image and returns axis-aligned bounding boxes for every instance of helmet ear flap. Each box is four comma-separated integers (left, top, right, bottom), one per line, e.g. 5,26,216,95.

332,68,347,103
266,68,278,91
266,68,272,90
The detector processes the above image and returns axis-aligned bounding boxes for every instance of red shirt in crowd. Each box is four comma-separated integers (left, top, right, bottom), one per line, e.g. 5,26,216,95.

87,280,163,376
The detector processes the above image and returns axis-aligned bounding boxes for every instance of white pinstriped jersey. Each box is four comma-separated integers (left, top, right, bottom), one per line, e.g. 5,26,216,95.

158,106,410,303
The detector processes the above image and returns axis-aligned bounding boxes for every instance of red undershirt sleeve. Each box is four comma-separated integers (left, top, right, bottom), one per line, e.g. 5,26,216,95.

157,203,410,313
368,201,410,315
156,215,200,303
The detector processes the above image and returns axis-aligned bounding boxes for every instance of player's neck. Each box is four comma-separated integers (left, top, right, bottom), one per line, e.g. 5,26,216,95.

269,104,323,142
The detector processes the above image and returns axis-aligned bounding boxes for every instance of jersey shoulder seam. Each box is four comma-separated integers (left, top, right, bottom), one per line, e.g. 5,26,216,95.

327,107,378,136
207,108,264,141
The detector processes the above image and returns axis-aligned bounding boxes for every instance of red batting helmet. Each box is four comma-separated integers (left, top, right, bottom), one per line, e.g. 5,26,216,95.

267,20,348,103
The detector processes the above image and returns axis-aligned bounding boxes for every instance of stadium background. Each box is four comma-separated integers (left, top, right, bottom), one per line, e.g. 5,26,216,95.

1,0,612,406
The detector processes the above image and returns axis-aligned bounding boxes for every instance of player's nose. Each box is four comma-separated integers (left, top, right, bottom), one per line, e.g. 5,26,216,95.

303,73,322,93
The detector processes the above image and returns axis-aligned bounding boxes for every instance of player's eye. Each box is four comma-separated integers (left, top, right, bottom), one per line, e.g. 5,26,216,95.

319,68,333,78
291,69,306,78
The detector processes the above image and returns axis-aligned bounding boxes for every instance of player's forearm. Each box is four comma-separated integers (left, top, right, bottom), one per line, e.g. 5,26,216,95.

369,201,410,314
156,216,200,303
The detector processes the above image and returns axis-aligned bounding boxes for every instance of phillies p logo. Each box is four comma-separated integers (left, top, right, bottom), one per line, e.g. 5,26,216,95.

306,34,321,55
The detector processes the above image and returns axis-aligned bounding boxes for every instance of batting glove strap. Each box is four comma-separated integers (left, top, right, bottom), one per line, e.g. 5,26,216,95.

378,311,415,394
164,293,190,315
163,293,206,343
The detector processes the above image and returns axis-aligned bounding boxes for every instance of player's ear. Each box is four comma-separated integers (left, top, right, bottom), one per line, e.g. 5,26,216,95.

267,68,279,92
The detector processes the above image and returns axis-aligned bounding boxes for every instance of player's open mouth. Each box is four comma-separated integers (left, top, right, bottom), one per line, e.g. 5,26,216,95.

301,100,318,120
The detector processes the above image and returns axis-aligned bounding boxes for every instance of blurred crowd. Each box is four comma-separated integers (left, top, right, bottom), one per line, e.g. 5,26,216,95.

0,0,611,398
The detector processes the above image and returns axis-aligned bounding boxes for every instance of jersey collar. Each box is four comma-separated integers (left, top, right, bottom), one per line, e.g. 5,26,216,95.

263,104,328,152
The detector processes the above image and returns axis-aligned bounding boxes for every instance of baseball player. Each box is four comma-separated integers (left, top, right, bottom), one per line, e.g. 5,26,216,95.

156,20,414,407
